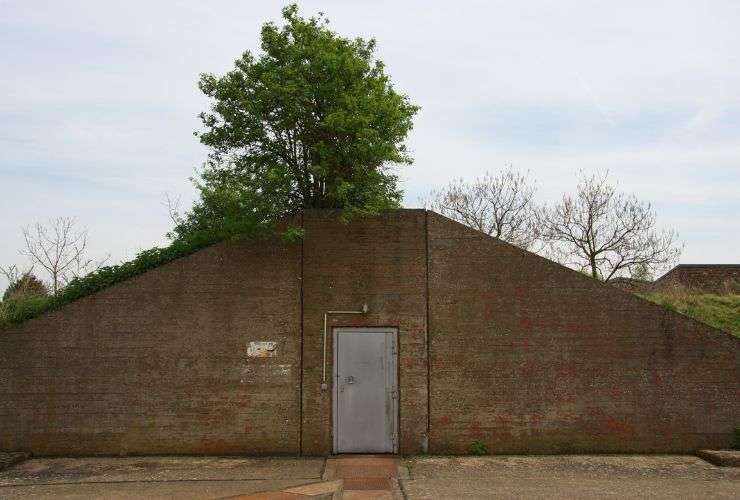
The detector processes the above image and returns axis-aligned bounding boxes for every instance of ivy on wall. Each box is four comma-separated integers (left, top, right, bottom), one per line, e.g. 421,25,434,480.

0,219,282,327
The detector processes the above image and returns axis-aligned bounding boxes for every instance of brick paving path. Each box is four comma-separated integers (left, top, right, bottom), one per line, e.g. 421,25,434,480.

327,455,399,499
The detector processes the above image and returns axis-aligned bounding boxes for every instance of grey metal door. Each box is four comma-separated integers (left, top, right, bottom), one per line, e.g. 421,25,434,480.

333,328,398,453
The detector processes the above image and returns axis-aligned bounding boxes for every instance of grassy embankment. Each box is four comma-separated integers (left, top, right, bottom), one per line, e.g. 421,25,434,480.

639,293,740,337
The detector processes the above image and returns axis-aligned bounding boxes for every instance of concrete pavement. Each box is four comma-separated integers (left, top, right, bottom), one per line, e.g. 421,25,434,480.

0,456,325,499
1,454,738,499
401,455,740,499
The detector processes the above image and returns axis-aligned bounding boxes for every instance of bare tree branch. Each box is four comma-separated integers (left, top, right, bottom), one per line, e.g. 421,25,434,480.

422,166,541,250
21,217,109,295
0,263,40,299
538,171,682,281
163,193,183,228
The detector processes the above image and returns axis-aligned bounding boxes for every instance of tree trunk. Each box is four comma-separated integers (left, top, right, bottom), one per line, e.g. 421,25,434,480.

590,256,598,280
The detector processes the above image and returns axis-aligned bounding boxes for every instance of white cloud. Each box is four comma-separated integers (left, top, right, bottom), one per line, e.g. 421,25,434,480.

1,0,739,291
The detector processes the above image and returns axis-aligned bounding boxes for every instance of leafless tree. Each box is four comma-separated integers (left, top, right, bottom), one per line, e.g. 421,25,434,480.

422,167,540,249
163,192,183,227
538,171,682,282
0,264,39,299
0,264,32,289
21,217,109,295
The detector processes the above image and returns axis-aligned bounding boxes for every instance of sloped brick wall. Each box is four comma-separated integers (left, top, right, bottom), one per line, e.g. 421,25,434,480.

0,239,302,456
2,210,737,457
427,213,739,453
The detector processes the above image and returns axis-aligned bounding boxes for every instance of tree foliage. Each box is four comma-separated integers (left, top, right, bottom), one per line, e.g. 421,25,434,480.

172,4,419,239
2,272,49,301
422,167,540,249
538,171,682,281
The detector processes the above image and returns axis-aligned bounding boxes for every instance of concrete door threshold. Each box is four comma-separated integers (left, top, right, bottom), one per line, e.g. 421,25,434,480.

323,455,406,499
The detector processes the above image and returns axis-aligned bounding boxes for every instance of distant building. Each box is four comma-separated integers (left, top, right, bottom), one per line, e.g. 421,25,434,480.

611,265,739,295
653,264,740,295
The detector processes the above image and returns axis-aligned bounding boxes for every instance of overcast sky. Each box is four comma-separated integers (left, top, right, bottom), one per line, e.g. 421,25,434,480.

1,0,739,290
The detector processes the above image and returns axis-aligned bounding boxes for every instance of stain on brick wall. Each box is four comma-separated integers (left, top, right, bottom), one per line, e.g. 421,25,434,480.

427,212,739,454
1,210,737,457
0,239,302,456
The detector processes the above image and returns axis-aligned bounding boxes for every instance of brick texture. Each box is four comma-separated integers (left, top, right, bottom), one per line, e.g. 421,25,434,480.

427,212,739,453
1,210,737,456
654,265,740,295
0,239,302,455
301,210,428,455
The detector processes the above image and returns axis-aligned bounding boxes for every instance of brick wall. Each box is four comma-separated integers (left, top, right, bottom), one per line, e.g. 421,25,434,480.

301,210,428,455
427,212,739,453
2,210,737,457
0,239,302,456
654,265,740,295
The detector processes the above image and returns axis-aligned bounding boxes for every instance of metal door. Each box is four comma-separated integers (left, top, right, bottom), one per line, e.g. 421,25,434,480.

333,327,398,453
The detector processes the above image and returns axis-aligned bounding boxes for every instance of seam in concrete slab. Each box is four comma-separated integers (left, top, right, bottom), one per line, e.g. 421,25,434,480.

0,478,323,488
390,477,406,500
396,478,409,500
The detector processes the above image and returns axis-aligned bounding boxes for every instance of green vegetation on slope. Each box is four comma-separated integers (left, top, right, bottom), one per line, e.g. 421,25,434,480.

639,293,740,337
0,220,270,328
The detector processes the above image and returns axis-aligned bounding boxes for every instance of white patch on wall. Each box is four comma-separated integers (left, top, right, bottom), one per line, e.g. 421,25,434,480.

247,341,278,358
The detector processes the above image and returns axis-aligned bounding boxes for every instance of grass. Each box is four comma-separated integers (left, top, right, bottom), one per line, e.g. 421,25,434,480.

639,292,740,337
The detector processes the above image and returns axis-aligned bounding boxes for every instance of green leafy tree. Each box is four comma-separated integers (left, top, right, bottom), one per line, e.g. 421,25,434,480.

172,4,419,239
2,272,49,301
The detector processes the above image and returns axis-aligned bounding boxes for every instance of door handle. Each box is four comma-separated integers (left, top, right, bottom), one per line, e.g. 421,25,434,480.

345,376,355,384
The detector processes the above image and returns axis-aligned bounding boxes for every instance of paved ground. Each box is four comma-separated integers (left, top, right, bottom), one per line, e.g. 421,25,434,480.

0,454,738,499
0,456,325,499
402,455,740,499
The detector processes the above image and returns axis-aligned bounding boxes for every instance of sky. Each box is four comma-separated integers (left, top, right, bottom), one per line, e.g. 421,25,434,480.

1,0,739,290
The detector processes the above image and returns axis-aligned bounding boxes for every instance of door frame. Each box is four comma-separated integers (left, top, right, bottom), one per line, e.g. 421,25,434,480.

332,327,399,454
